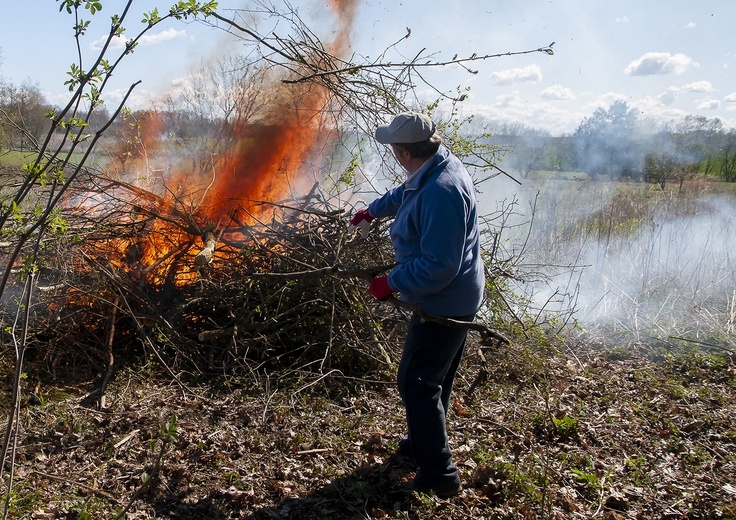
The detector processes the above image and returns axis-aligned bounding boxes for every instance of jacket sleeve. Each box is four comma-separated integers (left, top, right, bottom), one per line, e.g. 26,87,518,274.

388,183,468,296
368,185,404,219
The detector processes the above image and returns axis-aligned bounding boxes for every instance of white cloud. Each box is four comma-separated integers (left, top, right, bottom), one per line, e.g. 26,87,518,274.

90,28,187,51
495,91,523,106
624,52,697,76
472,92,585,135
656,81,715,106
657,86,679,106
615,16,630,23
139,28,187,46
91,34,127,51
724,92,736,103
594,91,629,108
634,95,689,121
490,65,542,86
685,22,697,29
696,98,720,110
681,81,714,93
541,85,576,101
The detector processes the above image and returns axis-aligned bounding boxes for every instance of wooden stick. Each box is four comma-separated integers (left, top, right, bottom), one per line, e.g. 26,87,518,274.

295,448,331,455
33,470,118,503
195,229,218,266
198,326,238,343
99,296,118,410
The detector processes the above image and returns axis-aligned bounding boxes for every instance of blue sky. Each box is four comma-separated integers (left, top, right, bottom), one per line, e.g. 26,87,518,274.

1,0,735,135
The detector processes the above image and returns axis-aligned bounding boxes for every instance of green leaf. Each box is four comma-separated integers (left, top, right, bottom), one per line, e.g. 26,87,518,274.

85,1,102,15
48,209,69,234
59,0,74,14
161,414,179,442
142,8,161,25
10,201,22,222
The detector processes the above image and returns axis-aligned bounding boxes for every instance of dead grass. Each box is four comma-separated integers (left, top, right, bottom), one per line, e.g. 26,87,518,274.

3,333,734,519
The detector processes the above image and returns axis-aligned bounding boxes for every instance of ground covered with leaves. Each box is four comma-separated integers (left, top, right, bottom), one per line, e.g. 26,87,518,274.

3,331,735,520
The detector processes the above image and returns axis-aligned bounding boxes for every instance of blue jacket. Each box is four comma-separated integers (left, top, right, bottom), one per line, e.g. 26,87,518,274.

368,145,485,316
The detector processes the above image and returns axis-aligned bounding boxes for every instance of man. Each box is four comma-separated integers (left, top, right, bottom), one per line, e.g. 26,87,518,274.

349,112,485,498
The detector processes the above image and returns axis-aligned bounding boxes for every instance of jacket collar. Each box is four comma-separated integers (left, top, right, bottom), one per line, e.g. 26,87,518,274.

404,145,450,190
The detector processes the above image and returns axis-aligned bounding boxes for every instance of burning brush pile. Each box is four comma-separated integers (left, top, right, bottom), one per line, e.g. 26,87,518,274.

4,0,512,393
18,112,425,392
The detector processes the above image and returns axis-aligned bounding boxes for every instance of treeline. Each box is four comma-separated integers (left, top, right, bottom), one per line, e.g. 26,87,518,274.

0,83,231,175
473,100,736,186
2,78,735,186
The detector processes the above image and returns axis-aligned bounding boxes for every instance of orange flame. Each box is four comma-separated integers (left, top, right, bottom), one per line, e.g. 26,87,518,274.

80,2,359,286
196,85,329,224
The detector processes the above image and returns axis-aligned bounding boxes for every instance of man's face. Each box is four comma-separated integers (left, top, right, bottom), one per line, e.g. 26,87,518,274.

390,144,411,172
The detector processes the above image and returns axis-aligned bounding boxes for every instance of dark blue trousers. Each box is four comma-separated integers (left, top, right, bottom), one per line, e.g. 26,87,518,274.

397,312,474,487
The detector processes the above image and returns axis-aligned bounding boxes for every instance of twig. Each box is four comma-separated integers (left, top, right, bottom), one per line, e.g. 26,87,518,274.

114,429,140,450
295,448,331,455
383,294,510,347
282,45,556,84
99,296,119,410
466,348,490,399
33,470,118,504
667,336,735,355
472,416,524,439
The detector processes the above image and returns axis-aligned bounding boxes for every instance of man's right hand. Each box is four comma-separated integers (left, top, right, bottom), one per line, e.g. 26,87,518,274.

369,276,393,301
347,208,374,238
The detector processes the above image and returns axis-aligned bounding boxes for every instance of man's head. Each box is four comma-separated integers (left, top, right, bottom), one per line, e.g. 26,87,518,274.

375,112,442,160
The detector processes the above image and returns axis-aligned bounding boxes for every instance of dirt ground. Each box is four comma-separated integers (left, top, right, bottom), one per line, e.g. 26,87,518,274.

4,334,736,519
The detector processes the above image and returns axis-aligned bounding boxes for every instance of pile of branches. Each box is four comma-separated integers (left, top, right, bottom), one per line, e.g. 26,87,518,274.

8,177,433,394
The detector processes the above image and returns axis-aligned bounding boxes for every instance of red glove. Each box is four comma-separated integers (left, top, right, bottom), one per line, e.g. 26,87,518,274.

348,208,374,238
369,276,393,301
350,208,374,226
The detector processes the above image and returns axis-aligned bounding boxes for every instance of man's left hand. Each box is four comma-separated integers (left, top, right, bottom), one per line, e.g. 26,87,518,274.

369,276,393,301
348,208,373,239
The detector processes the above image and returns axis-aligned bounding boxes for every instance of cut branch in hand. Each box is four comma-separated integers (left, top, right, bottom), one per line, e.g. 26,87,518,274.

244,263,510,347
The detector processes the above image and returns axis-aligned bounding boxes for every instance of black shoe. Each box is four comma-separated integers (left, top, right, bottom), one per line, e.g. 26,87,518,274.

412,479,462,498
397,435,412,458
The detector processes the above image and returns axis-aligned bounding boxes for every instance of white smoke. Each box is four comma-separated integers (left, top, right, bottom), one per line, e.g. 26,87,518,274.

481,176,736,339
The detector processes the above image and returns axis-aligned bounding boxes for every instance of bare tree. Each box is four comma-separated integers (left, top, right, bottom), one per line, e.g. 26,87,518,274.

495,123,551,178
0,81,52,151
643,153,698,191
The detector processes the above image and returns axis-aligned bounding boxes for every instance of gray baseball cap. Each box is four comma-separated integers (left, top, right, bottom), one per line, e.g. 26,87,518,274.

375,112,436,144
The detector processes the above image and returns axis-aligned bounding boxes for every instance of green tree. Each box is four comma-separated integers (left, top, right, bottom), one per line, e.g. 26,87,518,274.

544,135,576,171
674,115,722,160
573,100,641,180
717,130,736,182
495,123,551,178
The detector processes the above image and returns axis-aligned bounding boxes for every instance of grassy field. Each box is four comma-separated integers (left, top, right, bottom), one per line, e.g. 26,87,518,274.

0,150,39,169
0,149,98,169
484,175,736,345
